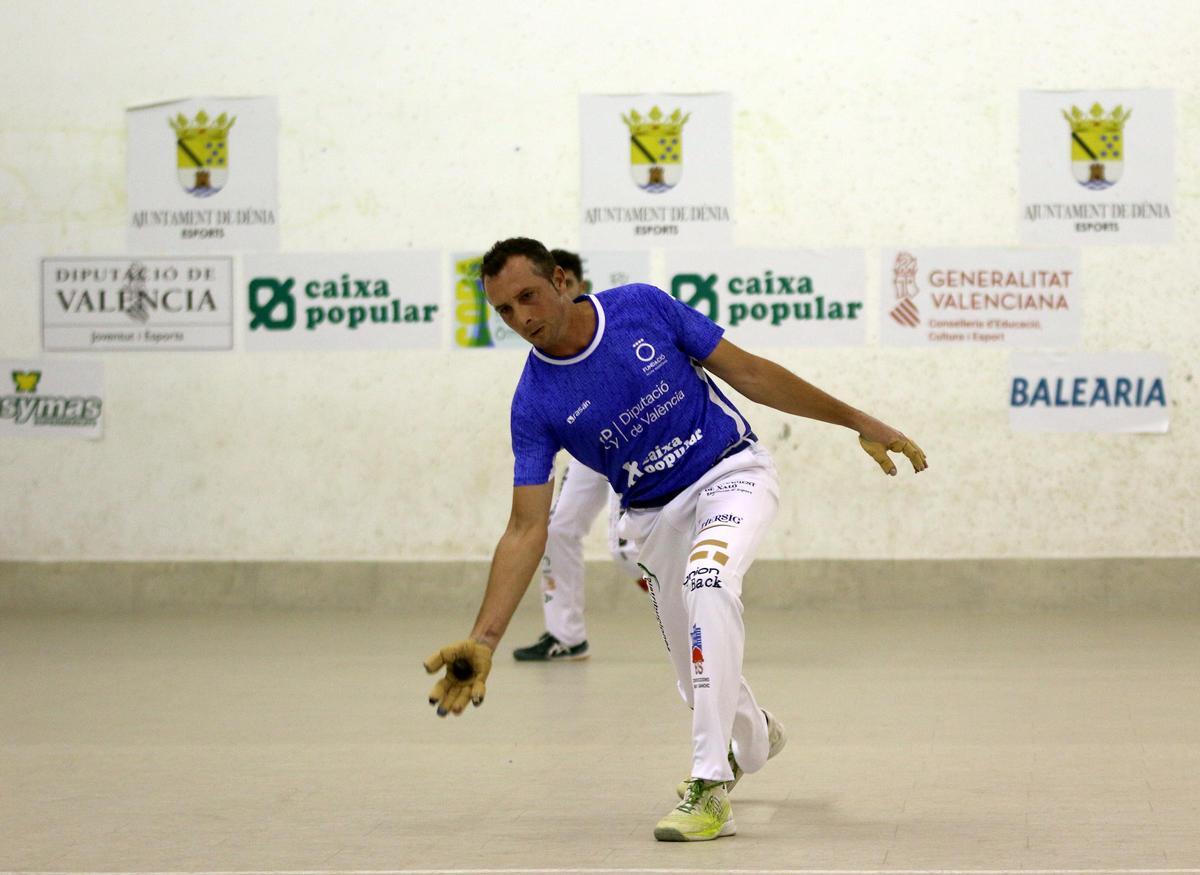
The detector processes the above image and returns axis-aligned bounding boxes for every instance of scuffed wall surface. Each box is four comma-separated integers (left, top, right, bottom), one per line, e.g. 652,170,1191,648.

1,0,1196,560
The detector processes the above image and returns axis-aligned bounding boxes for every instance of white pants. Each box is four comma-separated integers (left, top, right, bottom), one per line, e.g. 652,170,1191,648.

540,456,643,646
618,444,779,782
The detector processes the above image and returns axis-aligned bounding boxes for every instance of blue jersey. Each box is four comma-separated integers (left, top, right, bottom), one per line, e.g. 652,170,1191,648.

510,283,755,507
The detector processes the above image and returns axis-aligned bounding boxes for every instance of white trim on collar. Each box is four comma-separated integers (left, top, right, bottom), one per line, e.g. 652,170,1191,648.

531,295,605,366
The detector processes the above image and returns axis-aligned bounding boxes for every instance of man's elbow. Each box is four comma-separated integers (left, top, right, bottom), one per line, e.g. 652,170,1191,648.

726,361,770,404
506,518,548,552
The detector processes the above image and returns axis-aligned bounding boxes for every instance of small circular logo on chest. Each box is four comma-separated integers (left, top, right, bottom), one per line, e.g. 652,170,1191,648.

634,341,656,362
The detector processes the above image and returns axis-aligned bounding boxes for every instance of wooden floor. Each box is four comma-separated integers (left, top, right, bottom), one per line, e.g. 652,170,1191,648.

1,604,1199,874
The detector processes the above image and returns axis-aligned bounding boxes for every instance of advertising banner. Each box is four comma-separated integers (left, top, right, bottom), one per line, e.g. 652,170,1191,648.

1010,352,1169,433
580,251,651,296
42,256,233,351
1019,90,1174,244
128,96,279,252
665,249,866,347
581,94,733,250
244,252,442,351
0,360,104,439
880,248,1081,347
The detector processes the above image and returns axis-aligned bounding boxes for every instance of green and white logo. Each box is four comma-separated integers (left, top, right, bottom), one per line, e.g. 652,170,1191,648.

243,253,442,351
666,251,866,347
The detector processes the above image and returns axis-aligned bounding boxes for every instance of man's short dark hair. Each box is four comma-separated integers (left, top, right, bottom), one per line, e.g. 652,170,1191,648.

480,237,556,282
550,249,583,280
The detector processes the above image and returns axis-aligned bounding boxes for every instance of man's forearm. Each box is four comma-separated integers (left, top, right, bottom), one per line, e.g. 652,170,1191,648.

740,357,868,431
468,526,548,650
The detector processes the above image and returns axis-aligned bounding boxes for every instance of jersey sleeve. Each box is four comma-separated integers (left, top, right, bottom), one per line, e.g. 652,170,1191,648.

510,390,560,487
640,283,724,360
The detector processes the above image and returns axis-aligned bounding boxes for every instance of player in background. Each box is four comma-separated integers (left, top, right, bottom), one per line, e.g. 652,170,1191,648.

511,248,647,663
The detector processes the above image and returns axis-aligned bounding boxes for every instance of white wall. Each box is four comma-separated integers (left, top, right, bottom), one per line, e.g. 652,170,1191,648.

1,0,1196,561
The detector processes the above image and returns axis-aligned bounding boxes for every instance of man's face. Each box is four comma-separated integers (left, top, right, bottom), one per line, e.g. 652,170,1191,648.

483,255,570,349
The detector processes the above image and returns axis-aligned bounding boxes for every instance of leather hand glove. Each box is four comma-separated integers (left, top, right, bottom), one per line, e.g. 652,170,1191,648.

423,639,493,717
859,435,928,476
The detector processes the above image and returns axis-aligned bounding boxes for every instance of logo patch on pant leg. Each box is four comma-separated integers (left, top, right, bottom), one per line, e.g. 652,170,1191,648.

690,623,710,688
684,566,722,592
639,564,670,652
689,539,730,567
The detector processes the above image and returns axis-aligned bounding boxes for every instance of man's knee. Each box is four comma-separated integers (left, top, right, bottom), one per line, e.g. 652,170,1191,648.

682,561,745,614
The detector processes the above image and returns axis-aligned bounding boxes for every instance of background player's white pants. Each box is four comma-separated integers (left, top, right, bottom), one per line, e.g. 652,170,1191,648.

619,444,779,782
540,457,642,647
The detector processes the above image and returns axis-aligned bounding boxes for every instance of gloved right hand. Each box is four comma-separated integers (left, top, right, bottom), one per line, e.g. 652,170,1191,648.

858,434,928,476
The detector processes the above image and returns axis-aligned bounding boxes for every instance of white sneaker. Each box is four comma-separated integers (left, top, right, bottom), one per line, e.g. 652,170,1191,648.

655,779,735,841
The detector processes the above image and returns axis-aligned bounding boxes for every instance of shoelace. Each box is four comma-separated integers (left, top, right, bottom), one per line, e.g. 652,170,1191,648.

677,779,717,813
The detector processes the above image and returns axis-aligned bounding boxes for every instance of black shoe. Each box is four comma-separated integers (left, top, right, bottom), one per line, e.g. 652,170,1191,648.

512,632,590,662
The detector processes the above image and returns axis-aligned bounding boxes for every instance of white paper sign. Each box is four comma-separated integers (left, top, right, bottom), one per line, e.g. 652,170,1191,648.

665,250,866,347
42,256,233,351
1010,352,1169,433
580,250,651,296
0,360,104,439
1019,90,1174,244
243,252,442,351
128,97,279,252
880,249,1081,347
451,250,650,350
581,94,733,250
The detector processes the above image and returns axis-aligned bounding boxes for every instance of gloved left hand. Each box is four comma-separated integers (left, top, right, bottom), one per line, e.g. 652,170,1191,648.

423,639,493,717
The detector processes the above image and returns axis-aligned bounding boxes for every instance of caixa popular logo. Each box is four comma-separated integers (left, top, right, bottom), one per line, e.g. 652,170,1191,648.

1062,103,1130,190
622,106,690,193
672,269,861,329
248,273,437,332
169,109,235,198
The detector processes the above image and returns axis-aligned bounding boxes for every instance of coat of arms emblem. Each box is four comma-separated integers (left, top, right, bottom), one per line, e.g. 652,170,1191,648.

621,106,690,193
1062,103,1130,190
890,252,920,328
169,110,236,197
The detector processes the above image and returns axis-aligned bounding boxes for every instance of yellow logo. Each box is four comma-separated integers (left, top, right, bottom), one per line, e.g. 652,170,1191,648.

1062,103,1130,190
169,109,236,197
453,254,493,347
12,371,41,393
622,106,690,193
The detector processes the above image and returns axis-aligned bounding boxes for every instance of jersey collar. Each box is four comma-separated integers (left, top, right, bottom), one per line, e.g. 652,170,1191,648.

531,295,605,366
